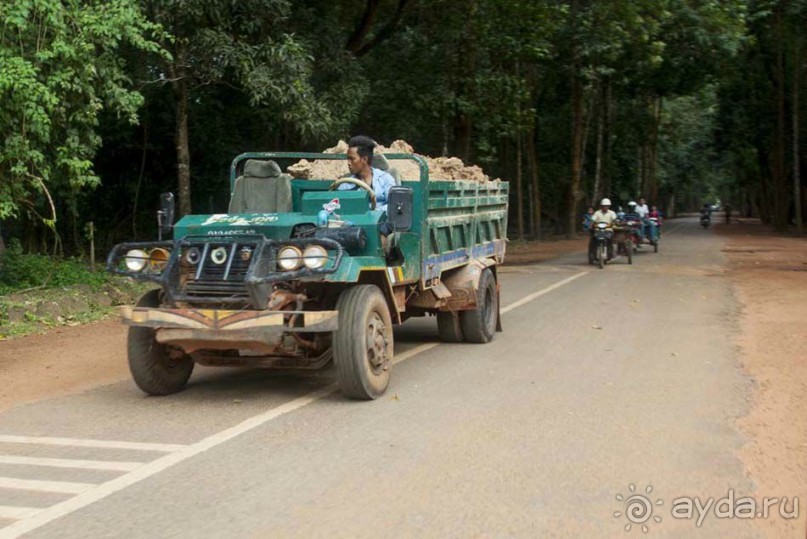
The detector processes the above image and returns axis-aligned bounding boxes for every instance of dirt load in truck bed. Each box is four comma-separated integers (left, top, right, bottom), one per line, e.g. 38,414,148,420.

287,139,496,182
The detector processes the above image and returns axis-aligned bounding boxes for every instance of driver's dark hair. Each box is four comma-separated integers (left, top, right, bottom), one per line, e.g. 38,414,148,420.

348,135,376,162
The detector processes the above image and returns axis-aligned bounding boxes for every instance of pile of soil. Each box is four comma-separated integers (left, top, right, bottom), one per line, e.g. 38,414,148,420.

287,140,496,182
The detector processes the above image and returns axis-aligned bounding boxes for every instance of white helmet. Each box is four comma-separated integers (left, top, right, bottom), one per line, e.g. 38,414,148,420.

628,201,637,207
600,198,611,206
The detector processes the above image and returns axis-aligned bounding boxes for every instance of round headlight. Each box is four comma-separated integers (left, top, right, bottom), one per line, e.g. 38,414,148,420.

597,222,608,229
185,247,201,265
303,245,328,269
210,247,228,265
278,246,302,271
148,248,170,272
124,249,148,272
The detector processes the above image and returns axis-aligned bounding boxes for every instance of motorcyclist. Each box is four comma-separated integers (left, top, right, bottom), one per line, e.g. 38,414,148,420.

590,198,617,260
621,201,645,244
649,205,663,236
636,198,650,219
582,206,595,232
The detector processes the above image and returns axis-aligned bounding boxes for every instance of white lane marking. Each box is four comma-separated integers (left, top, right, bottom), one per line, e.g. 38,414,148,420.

0,436,185,453
0,456,141,472
0,385,337,538
393,343,439,365
0,507,40,521
0,272,586,538
0,478,93,495
501,272,587,314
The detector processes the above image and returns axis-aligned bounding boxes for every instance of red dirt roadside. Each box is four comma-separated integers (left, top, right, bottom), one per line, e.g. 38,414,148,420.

0,318,128,413
717,219,807,538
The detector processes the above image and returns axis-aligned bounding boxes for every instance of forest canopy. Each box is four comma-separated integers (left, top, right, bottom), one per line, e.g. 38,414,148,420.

0,0,805,256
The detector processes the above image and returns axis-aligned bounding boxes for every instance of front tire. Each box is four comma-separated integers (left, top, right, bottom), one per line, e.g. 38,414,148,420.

598,244,606,269
127,290,194,396
626,241,633,264
334,285,393,400
460,269,498,343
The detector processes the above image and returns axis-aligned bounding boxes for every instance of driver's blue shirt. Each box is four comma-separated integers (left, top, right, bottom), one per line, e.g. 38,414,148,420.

337,167,396,212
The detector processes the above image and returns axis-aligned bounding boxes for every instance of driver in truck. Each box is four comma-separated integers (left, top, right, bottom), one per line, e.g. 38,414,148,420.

340,135,396,212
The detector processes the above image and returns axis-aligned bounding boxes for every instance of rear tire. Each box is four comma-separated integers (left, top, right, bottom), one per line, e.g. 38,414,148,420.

127,290,194,396
460,269,498,343
437,312,464,342
334,285,393,400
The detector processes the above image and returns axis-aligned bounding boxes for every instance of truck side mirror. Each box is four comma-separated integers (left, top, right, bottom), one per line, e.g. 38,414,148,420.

158,192,175,241
387,186,413,232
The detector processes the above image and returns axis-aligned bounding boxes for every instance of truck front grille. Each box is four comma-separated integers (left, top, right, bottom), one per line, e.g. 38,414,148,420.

182,242,257,300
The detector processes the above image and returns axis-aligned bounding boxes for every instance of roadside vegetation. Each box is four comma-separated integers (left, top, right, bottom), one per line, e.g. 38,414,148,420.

0,240,151,339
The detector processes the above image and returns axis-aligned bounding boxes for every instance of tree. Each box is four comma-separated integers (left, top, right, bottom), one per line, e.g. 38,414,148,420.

142,0,347,215
0,0,160,250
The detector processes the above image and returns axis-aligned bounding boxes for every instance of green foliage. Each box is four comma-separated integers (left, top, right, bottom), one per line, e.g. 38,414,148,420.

0,240,108,294
1,0,803,249
0,0,162,222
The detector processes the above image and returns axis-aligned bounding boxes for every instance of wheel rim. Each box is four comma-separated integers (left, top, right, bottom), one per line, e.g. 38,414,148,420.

366,311,389,375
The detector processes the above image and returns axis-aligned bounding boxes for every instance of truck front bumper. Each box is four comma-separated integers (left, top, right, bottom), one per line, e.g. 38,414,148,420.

120,307,339,354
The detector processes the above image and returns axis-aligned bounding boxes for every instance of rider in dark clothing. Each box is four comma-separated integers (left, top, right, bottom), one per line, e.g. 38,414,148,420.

622,201,644,242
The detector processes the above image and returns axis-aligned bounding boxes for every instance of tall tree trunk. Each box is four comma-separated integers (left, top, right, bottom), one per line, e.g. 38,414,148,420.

452,0,477,162
566,0,583,238
578,85,594,190
592,81,605,204
772,5,788,231
516,131,524,240
636,145,644,198
647,96,662,202
793,40,803,233
602,79,613,199
173,73,192,217
133,118,149,240
527,126,542,240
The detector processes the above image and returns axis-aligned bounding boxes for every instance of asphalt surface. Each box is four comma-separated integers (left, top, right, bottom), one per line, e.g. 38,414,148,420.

0,218,764,538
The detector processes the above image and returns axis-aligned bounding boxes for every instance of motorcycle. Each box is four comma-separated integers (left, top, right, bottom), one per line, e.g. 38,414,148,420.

645,217,660,252
700,213,711,229
588,222,614,269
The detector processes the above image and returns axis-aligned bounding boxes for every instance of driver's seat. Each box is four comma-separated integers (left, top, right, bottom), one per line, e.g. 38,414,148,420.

229,160,292,214
372,154,401,186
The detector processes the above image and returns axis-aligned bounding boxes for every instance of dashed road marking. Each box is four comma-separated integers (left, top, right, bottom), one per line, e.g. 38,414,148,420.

0,456,142,472
0,436,186,453
0,478,94,495
0,507,40,520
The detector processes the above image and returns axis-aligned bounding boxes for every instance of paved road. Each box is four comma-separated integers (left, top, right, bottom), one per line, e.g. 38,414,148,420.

0,219,764,538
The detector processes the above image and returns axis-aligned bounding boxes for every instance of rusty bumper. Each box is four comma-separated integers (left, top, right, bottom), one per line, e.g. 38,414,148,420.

120,307,338,332
120,307,339,354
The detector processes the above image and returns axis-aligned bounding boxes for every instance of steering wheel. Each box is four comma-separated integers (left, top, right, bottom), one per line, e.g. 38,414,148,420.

329,178,376,210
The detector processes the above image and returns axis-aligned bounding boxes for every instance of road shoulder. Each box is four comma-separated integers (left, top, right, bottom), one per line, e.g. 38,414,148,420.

718,219,807,538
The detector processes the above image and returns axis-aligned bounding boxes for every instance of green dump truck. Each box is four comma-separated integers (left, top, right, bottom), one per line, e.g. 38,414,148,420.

107,152,509,399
